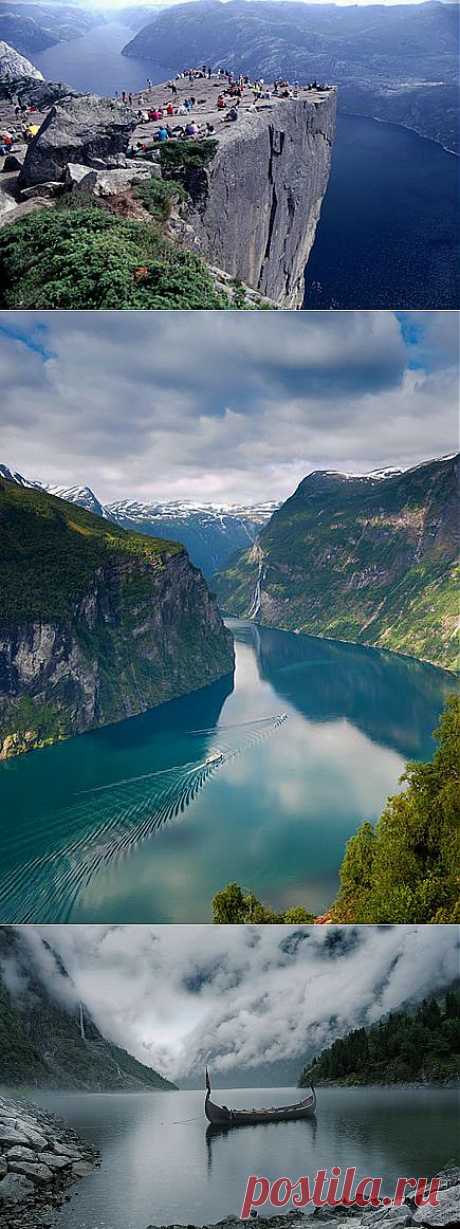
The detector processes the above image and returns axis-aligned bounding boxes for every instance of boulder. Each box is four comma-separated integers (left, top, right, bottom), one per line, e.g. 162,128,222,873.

63,161,91,187
16,1126,48,1150
7,1146,37,1162
0,1171,34,1204
39,1152,71,1170
412,1186,460,1226
71,1160,94,1178
2,145,27,172
76,164,155,197
18,94,138,188
0,1158,6,1180
9,1161,53,1184
433,1169,460,1191
20,181,64,199
0,1125,31,1147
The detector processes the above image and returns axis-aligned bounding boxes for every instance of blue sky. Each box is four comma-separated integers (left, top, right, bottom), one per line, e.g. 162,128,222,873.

0,310,457,504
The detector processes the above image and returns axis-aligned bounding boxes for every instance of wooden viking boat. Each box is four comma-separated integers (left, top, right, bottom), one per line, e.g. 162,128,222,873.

204,1069,316,1127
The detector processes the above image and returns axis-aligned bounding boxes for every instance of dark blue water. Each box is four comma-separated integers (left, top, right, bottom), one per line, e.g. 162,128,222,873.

0,622,454,924
34,22,169,95
304,112,459,308
25,1086,459,1229
34,25,459,310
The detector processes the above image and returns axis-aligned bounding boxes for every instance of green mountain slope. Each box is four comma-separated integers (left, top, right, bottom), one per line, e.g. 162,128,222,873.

0,476,234,757
214,455,459,670
299,989,460,1086
0,926,177,1090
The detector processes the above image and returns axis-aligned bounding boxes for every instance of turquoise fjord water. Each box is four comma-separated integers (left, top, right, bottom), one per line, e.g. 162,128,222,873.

0,622,455,924
22,1086,459,1228
34,25,459,310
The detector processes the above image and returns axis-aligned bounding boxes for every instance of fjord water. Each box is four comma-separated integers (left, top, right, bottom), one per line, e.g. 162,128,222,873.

0,622,454,923
34,26,459,310
28,1086,457,1228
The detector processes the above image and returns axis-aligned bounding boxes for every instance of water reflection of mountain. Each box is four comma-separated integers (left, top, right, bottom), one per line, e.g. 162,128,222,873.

237,622,455,761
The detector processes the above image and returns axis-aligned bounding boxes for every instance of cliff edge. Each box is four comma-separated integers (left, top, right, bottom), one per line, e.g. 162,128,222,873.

183,90,336,307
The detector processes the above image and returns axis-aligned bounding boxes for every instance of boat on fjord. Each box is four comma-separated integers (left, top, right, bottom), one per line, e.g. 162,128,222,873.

204,1069,317,1128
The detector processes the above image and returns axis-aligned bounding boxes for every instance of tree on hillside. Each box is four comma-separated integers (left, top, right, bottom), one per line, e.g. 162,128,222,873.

331,694,460,924
212,882,314,924
298,990,460,1086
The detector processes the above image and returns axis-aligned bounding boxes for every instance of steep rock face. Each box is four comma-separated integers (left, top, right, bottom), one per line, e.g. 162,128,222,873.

185,92,335,307
18,94,138,188
0,926,177,1090
0,479,234,757
214,455,460,671
0,40,43,82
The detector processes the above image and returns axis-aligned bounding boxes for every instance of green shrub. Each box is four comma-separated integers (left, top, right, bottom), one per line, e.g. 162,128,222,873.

132,174,187,222
0,204,235,309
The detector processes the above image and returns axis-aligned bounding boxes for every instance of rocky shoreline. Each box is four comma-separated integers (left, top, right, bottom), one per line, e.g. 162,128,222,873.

145,1167,460,1229
0,1093,99,1227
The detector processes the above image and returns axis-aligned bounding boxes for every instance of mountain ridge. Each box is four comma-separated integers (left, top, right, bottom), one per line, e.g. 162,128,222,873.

0,475,234,757
0,465,278,576
0,926,178,1090
214,453,460,671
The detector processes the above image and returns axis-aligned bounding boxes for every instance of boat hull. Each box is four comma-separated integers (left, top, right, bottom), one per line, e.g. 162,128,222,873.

205,1091,316,1128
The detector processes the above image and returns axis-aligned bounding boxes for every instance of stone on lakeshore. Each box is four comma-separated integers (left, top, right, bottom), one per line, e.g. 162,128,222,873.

0,1157,6,1179
39,1152,71,1170
18,94,138,189
0,1171,34,1203
7,1146,37,1162
17,1126,48,1150
412,1186,460,1226
0,1125,31,1147
70,1160,94,1178
433,1169,460,1191
49,1142,82,1159
9,1161,53,1184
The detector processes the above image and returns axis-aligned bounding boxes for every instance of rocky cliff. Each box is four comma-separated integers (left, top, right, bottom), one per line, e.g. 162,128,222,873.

181,89,336,307
0,478,234,758
214,455,460,671
0,926,177,1090
0,40,43,82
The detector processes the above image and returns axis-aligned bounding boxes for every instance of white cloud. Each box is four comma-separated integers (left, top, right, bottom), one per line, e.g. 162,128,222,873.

0,310,457,506
29,923,459,1082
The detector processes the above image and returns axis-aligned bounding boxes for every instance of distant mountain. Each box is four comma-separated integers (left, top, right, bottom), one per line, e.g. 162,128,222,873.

214,454,460,671
0,465,277,576
0,926,177,1090
0,37,43,80
0,3,103,57
108,499,278,577
123,0,459,152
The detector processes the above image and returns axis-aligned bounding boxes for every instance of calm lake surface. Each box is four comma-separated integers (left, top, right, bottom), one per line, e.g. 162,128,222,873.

34,25,459,311
23,1086,459,1228
0,622,455,924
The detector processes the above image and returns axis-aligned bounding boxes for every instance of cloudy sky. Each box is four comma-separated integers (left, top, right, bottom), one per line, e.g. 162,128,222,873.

0,310,458,507
17,924,458,1083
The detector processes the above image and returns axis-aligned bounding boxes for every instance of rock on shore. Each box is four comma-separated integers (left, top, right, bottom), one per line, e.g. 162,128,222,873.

0,1093,98,1228
145,1169,460,1229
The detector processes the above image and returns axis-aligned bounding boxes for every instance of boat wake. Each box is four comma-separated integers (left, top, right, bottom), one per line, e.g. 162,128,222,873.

0,714,287,923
